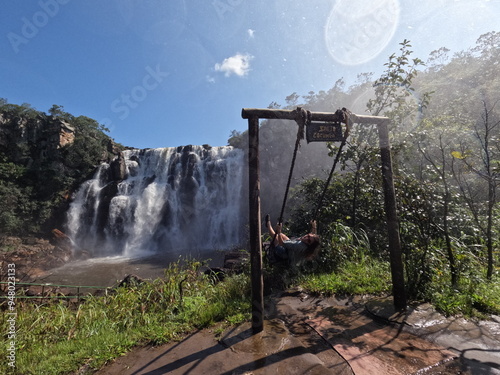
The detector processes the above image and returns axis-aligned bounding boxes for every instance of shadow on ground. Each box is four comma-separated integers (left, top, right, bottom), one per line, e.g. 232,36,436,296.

96,290,500,375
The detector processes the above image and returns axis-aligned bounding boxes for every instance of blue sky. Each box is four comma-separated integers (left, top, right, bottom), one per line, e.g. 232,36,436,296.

1,0,499,149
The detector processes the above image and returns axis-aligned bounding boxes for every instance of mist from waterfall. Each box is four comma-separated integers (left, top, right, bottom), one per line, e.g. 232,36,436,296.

66,145,245,258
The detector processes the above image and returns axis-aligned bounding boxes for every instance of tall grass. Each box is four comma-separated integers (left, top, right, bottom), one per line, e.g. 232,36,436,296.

0,259,250,375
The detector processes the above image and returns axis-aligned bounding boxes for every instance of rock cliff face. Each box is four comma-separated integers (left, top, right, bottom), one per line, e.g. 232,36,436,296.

57,121,76,148
0,104,121,273
0,113,76,165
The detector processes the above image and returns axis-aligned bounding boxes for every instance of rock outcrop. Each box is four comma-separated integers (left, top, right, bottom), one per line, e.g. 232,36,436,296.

110,151,127,181
0,113,75,164
0,234,72,282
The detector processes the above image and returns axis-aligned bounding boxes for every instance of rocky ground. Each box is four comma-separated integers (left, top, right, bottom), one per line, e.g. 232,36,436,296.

0,232,72,284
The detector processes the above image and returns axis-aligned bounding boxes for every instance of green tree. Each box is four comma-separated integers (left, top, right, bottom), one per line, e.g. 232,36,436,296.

48,104,67,119
451,100,500,280
416,121,462,288
418,31,500,281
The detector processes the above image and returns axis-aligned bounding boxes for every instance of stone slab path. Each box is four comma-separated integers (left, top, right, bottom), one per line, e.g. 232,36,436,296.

96,291,500,375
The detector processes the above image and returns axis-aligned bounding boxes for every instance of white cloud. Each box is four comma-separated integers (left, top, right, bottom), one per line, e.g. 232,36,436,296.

247,29,255,38
214,53,254,77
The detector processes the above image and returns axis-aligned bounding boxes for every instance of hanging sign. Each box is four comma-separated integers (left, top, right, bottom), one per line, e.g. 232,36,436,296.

306,122,343,143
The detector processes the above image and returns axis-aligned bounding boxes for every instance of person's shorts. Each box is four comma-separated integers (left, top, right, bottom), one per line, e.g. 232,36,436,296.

267,245,288,264
273,245,288,260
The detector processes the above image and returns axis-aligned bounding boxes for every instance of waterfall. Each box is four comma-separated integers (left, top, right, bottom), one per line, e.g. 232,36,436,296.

66,145,245,258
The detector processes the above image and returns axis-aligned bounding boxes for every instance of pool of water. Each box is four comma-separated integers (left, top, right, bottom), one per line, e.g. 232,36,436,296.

33,250,226,287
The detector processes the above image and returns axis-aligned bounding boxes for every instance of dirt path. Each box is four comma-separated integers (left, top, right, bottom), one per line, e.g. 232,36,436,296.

96,291,500,375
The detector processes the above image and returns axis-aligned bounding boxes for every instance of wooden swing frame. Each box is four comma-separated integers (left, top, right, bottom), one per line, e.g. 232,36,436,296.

242,107,407,334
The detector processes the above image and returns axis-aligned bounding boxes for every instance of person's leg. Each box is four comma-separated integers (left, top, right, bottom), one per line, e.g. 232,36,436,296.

266,215,276,237
273,233,290,246
266,217,289,246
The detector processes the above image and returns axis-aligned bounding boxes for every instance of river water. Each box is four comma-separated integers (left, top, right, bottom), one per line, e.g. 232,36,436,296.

34,250,226,287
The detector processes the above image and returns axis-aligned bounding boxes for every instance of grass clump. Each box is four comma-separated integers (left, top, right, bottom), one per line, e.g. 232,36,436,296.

297,258,392,296
0,258,250,375
427,270,500,317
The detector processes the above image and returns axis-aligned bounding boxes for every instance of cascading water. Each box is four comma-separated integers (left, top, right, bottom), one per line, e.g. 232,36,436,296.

66,145,245,258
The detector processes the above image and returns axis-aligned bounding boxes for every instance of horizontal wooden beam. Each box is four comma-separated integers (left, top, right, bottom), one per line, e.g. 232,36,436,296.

350,113,390,125
241,108,340,122
241,108,389,124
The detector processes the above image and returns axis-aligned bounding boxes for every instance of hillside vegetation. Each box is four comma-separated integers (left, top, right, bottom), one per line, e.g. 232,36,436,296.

0,101,118,237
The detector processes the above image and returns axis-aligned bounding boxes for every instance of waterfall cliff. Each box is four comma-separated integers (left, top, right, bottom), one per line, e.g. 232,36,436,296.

66,145,245,257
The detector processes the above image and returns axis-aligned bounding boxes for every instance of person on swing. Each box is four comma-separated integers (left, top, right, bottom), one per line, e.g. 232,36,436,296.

265,214,321,265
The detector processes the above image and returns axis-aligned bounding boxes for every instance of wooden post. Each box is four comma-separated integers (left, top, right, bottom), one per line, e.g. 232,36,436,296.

248,116,264,334
377,120,407,310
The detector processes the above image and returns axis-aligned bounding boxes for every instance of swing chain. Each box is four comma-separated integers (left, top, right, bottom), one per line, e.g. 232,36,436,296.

311,107,350,222
266,107,311,259
277,107,311,225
